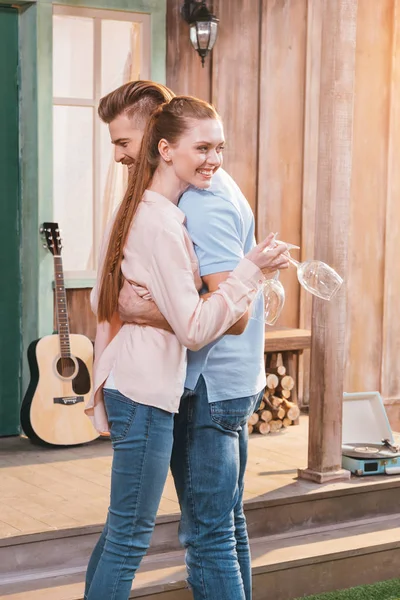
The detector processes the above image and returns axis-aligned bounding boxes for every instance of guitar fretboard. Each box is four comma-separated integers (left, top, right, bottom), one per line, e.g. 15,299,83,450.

54,256,71,358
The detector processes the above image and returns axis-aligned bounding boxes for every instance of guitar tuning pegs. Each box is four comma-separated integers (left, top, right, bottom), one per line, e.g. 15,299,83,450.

39,226,44,234
43,244,47,249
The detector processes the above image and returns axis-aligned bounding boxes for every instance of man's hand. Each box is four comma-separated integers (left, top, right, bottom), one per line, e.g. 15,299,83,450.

118,280,144,323
118,280,173,332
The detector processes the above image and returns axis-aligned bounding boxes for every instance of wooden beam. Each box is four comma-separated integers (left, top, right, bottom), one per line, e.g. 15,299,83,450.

264,328,311,353
298,0,323,407
298,0,358,484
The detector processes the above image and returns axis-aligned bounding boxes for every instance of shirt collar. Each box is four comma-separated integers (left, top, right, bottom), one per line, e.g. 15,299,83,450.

143,189,186,224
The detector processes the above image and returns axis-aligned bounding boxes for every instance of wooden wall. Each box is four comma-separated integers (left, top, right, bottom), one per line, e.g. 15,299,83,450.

167,0,306,330
166,0,400,427
65,0,400,428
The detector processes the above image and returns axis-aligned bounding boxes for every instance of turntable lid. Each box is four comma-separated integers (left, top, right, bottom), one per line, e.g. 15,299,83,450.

342,392,394,445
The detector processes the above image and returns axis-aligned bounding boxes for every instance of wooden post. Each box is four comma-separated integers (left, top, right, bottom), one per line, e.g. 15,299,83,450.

298,0,358,484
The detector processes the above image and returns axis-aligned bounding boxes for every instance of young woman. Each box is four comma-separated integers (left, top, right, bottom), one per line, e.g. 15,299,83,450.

84,96,288,600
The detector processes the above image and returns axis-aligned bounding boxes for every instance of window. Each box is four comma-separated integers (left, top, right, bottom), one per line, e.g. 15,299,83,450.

52,6,151,277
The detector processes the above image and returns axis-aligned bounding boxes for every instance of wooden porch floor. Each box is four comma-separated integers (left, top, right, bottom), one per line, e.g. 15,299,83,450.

0,416,398,540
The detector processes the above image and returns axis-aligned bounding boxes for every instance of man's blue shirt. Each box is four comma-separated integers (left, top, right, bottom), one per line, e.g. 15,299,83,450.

178,169,266,402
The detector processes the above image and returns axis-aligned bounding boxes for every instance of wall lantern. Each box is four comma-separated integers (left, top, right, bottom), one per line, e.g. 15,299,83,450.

181,0,219,67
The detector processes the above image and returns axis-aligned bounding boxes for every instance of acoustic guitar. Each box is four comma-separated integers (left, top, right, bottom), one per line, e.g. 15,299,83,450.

20,222,99,446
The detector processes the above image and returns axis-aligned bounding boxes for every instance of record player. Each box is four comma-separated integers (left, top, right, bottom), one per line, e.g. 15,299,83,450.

342,391,400,476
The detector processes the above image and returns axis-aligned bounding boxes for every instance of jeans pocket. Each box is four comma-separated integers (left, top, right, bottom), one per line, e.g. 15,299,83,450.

103,389,137,443
209,393,260,432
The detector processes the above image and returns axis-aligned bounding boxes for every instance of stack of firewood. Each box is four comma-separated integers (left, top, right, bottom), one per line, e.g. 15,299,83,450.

248,366,300,435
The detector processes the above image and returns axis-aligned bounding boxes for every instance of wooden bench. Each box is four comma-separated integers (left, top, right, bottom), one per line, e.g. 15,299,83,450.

264,327,311,412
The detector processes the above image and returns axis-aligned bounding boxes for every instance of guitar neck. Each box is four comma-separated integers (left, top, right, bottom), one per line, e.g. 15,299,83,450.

53,256,71,358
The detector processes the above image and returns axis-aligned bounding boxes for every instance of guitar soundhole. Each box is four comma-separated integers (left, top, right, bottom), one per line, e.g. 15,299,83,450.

56,357,76,378
72,358,91,395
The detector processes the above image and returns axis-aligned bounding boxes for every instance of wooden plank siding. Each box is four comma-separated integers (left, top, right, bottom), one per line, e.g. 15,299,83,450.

382,0,400,427
346,0,392,395
63,0,400,429
211,0,261,216
257,0,307,330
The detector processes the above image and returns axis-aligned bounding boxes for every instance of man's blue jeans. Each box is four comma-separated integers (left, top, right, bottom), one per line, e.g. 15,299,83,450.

84,388,174,600
171,375,263,600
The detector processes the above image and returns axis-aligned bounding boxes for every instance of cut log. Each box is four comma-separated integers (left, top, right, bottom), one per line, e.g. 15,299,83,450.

269,419,283,433
266,373,279,390
248,424,254,435
275,385,291,399
266,365,287,376
275,406,286,420
259,409,273,423
263,396,274,410
281,399,300,421
270,395,283,408
280,375,295,391
258,400,266,411
248,412,260,426
263,397,285,420
282,417,293,428
254,421,270,435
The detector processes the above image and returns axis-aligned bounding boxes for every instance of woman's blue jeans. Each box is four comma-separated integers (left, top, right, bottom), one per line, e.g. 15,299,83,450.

84,388,174,600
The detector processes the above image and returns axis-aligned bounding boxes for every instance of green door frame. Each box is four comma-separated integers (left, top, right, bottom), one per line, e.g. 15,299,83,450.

0,6,21,435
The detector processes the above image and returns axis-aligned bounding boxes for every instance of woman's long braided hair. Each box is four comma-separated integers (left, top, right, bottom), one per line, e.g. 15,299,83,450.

97,96,220,323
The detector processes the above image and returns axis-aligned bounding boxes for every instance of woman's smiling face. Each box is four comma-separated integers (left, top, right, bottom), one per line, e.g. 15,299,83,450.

167,118,225,189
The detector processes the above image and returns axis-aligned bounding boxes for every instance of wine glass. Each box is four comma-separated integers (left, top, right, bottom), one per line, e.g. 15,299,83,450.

260,239,299,325
263,273,285,325
287,255,343,300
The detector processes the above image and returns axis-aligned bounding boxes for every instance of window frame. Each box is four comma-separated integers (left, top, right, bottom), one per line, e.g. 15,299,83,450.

52,5,151,279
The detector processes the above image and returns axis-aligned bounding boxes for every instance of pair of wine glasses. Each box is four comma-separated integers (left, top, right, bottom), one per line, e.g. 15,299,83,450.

260,235,343,326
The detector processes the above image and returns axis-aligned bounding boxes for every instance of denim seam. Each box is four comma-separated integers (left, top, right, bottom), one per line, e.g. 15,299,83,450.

203,386,266,403
112,405,137,443
103,389,135,404
209,415,243,431
110,407,151,600
208,393,262,432
110,547,129,600
185,400,208,599
104,391,137,443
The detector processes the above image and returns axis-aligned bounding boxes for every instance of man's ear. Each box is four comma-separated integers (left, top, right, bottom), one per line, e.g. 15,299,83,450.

158,138,172,163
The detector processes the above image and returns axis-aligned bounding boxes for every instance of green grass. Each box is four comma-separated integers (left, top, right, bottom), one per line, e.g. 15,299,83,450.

295,579,400,600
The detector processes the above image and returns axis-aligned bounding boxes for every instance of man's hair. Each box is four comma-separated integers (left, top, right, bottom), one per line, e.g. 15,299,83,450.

98,80,176,125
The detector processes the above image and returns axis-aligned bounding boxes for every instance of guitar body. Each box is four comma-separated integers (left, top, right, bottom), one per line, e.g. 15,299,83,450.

21,334,99,446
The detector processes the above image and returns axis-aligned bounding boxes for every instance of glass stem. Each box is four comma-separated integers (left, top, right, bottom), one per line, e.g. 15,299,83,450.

288,256,300,268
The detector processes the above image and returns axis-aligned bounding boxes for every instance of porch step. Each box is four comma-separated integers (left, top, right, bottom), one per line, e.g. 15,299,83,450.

2,513,400,600
2,475,400,583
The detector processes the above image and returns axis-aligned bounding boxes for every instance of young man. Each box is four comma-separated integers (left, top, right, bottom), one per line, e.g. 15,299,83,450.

97,81,282,600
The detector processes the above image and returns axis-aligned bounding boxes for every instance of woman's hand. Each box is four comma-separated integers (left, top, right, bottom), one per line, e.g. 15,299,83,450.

245,233,290,274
